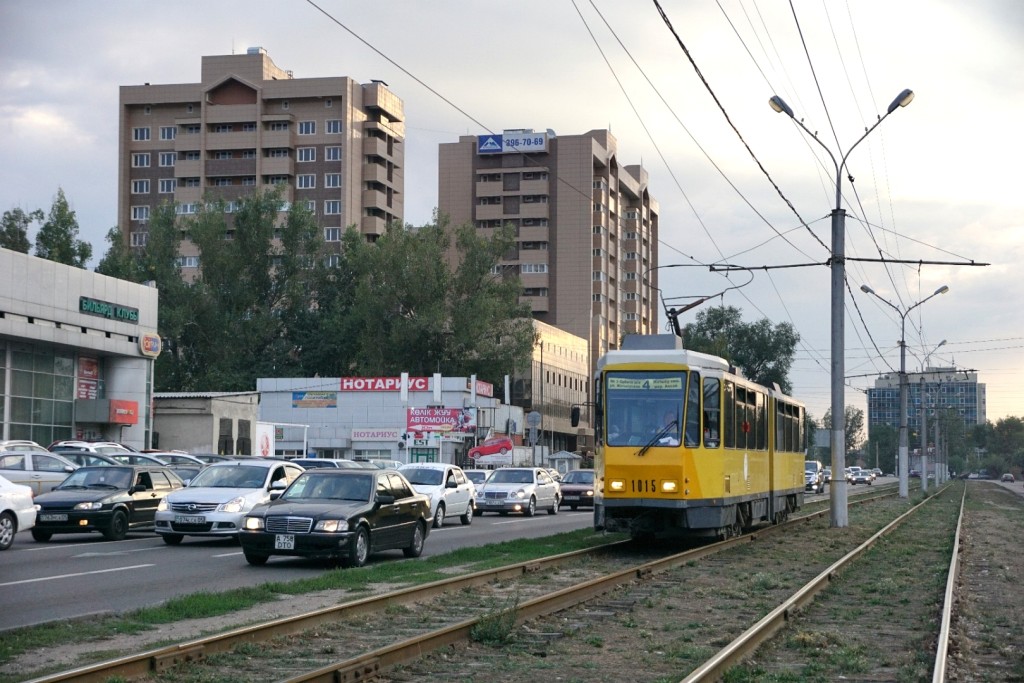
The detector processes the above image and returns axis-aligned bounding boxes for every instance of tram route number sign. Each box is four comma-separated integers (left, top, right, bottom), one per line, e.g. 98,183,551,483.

607,377,683,390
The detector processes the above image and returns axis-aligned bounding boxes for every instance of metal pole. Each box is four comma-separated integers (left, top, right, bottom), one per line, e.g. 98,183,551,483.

898,320,909,498
830,206,849,526
935,406,941,485
920,375,927,493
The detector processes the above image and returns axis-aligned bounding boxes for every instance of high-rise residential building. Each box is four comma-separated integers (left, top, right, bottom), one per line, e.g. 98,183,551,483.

438,129,658,452
118,47,404,272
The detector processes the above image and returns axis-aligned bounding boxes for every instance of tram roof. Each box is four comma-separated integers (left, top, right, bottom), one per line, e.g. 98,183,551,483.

596,346,731,373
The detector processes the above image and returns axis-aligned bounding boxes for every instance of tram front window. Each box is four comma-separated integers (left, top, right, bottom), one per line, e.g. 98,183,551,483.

604,371,686,446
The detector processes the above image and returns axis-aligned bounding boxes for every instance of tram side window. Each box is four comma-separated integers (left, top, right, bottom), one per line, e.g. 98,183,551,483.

724,381,735,448
703,377,720,447
684,372,701,447
756,391,767,450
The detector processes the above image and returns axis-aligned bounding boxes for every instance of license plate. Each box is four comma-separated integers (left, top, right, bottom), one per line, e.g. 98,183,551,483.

274,534,295,550
40,513,68,522
564,495,580,501
175,515,205,525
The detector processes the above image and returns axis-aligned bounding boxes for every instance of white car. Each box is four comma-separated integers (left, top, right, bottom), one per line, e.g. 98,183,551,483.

399,463,476,527
154,459,305,544
0,474,36,550
474,467,560,517
0,451,77,495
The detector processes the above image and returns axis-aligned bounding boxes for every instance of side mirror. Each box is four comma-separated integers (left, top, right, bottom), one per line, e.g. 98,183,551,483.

377,493,396,505
269,490,283,501
269,480,287,490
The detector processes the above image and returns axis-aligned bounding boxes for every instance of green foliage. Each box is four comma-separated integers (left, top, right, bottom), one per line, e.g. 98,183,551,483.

470,591,520,646
34,188,92,268
0,207,42,253
865,423,898,473
822,405,865,452
682,305,799,394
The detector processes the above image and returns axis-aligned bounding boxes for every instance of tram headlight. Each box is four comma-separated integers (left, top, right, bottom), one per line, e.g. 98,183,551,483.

661,481,678,493
609,480,625,492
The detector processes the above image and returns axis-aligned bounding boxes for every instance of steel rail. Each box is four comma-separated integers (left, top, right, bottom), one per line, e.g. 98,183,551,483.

26,486,898,683
932,485,966,683
680,483,959,682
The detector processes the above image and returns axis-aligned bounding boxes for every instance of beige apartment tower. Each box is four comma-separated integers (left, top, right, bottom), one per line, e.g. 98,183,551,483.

118,47,404,269
438,129,659,362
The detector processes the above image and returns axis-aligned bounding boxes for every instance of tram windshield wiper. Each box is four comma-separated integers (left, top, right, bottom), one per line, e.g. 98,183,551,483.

637,419,677,458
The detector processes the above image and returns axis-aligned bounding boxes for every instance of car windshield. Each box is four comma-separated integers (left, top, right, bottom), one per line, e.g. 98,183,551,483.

284,473,372,501
489,469,533,484
189,465,267,488
562,470,594,485
401,468,444,486
59,467,132,490
465,471,488,484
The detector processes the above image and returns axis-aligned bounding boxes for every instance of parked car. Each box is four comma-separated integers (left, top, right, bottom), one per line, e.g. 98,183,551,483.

0,440,48,452
107,453,169,467
238,468,431,567
462,469,491,487
804,460,825,493
0,451,77,495
189,454,235,465
49,440,134,455
31,465,185,541
1000,473,1015,483
0,474,35,550
290,458,365,469
51,451,121,468
155,459,305,544
145,452,206,468
474,467,560,516
467,437,514,460
557,469,595,510
399,463,475,527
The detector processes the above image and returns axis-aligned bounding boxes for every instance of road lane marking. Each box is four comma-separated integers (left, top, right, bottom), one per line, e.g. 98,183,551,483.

18,536,162,552
213,552,244,557
0,564,154,587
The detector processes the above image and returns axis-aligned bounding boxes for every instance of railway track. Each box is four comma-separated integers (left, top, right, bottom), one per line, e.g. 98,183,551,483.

17,485,904,683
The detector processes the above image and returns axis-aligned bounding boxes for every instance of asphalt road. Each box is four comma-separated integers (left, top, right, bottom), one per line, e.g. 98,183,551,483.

0,508,594,632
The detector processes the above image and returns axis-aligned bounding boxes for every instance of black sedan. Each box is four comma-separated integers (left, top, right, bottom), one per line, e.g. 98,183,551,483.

558,469,596,510
32,465,185,541
239,469,431,567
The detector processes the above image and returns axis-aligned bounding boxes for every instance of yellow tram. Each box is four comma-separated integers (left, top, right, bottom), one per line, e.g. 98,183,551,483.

588,335,805,539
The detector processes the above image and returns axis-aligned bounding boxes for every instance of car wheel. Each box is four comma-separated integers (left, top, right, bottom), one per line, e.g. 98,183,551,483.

548,496,559,515
499,447,508,455
104,510,129,541
347,526,370,568
524,497,536,517
244,551,268,566
403,521,426,558
460,503,473,525
0,511,16,551
31,528,52,542
433,503,445,529
161,533,184,546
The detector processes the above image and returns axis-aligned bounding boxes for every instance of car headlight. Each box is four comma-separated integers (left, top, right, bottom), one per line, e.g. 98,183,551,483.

74,501,104,511
314,519,349,532
243,516,264,530
512,489,527,499
157,499,168,511
218,496,247,514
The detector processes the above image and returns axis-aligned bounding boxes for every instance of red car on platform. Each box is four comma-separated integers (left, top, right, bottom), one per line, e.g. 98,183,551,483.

468,437,514,460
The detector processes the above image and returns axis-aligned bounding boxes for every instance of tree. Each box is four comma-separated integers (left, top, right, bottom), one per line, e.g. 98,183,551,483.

1,207,42,253
682,305,800,394
95,227,142,280
865,423,898,473
35,188,92,267
822,405,865,454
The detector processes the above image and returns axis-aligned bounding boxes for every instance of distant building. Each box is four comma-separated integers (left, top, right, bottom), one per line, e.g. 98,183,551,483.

866,366,986,434
152,392,260,455
118,47,405,274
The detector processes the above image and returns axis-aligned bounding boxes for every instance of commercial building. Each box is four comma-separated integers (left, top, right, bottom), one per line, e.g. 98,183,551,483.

866,365,986,436
0,248,159,449
118,47,405,273
438,129,658,448
152,391,260,455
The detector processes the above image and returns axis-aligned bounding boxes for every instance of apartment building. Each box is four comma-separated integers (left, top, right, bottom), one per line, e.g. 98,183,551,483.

118,47,404,271
438,128,659,361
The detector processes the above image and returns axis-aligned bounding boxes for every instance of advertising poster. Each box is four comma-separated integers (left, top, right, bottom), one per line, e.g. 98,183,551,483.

406,407,476,434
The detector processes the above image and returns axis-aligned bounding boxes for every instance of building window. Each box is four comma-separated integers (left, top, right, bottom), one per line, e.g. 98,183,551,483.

325,98,333,108
625,313,639,321
131,179,150,194
625,252,638,260
625,231,638,240
523,171,548,180
325,146,341,161
131,206,150,221
297,174,315,189
186,104,194,114
297,147,316,162
159,152,175,167
266,148,289,158
214,151,232,160
594,203,605,213
592,293,605,303
324,200,341,215
269,121,289,131
184,124,200,134
242,177,257,186
143,105,152,115
324,227,341,242
625,292,639,301
212,178,232,187
282,100,290,110
324,173,341,188
298,120,315,135
522,218,548,227
132,127,150,141
477,196,502,206
241,122,257,132
523,287,549,297
131,153,150,168
326,253,340,267
159,126,176,141
241,149,257,159
213,124,232,133
184,151,201,161
175,203,199,215
523,195,548,203
520,263,548,274
176,255,199,268
326,119,342,134
592,248,605,258
266,175,288,185
159,178,176,193
182,177,201,188
593,271,607,282
130,231,148,247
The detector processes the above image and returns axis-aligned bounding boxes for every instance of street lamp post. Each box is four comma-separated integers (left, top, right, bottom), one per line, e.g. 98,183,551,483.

770,88,914,527
920,375,928,492
860,284,949,498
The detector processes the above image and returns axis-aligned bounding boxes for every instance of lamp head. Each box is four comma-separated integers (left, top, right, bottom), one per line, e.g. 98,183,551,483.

860,284,874,294
934,285,950,296
769,95,794,118
887,88,915,114
937,339,947,349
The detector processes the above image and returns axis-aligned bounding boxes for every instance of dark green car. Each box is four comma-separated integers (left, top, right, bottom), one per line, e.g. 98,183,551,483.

238,469,431,567
32,466,184,541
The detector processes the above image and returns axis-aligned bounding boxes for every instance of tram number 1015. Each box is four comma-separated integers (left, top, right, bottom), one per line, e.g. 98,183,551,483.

631,479,658,494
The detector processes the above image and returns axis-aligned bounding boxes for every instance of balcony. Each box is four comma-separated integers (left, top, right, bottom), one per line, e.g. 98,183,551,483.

362,187,389,210
205,104,257,124
362,162,390,185
261,157,294,177
520,179,549,195
204,131,257,151
174,159,202,178
363,136,391,158
205,158,257,177
519,203,549,220
475,181,504,197
261,129,292,149
520,294,549,313
475,204,504,221
360,214,387,237
519,225,549,242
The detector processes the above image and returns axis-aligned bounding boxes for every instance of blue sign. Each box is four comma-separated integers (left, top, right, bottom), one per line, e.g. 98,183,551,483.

477,134,503,154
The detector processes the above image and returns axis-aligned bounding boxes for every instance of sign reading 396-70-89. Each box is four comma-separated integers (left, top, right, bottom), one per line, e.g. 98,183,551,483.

477,131,548,155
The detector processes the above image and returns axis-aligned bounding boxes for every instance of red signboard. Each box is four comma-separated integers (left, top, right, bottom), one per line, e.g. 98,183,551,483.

108,400,139,425
406,407,476,434
340,377,430,391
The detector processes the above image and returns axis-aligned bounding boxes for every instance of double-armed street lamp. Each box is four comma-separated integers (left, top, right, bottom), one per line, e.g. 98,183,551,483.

860,284,949,497
770,88,914,527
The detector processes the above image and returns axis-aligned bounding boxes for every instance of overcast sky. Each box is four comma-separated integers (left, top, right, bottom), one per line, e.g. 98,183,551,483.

2,1,1021,426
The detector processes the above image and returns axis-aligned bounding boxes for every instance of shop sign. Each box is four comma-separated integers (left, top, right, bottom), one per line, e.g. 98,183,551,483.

340,377,430,391
108,399,139,425
79,296,139,324
351,428,402,441
292,391,337,408
406,407,476,434
140,333,162,357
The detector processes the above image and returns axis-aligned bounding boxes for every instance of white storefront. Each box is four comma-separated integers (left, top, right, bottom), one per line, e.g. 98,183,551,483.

256,374,524,464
